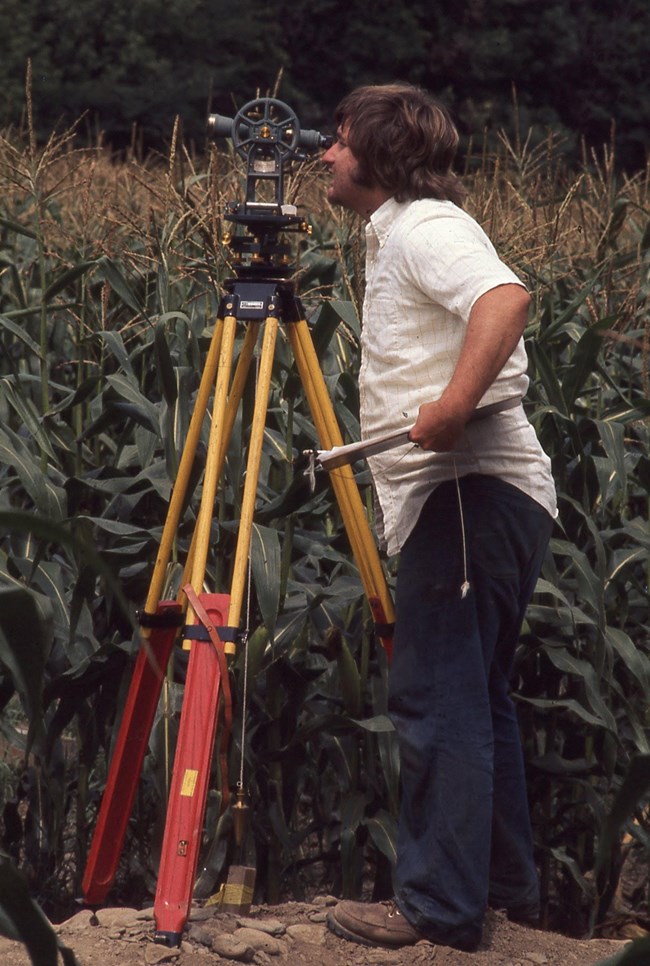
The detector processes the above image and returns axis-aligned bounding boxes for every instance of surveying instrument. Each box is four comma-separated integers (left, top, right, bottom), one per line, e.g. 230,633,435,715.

81,97,395,946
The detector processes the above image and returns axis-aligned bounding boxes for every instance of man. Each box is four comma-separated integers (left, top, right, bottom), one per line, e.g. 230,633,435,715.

322,84,557,953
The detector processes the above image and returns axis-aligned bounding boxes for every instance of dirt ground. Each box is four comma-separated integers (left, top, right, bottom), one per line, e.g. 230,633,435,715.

0,897,634,966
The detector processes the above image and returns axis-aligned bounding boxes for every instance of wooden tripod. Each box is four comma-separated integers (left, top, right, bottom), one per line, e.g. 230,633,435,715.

81,270,395,945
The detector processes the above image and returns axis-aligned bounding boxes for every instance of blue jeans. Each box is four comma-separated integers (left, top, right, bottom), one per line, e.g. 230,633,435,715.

389,475,553,951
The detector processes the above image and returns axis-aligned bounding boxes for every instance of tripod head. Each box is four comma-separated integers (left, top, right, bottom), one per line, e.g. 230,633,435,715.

208,97,332,276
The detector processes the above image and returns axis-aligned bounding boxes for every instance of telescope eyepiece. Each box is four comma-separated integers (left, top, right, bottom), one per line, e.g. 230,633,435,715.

299,129,333,152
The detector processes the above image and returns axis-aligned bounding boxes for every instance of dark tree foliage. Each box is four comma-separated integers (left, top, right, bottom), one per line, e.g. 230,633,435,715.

422,0,650,169
0,0,287,147
0,0,648,167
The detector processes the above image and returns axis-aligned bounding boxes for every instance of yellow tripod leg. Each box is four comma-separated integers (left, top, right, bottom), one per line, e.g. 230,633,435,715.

142,317,225,624
227,316,279,631
218,320,259,472
287,318,395,652
183,314,238,637
179,320,259,595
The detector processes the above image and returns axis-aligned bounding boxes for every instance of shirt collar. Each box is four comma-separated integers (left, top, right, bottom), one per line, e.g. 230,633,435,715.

366,196,410,248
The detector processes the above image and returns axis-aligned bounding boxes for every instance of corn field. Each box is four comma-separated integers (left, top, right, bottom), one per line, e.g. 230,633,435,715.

0,108,649,951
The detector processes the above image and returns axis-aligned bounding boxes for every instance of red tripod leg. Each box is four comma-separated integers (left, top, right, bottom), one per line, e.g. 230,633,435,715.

82,600,182,906
153,593,231,946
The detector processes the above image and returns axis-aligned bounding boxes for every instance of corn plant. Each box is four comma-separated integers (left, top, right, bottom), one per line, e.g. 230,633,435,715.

472,134,650,934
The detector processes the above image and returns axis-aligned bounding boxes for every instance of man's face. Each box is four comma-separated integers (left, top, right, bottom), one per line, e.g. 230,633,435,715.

322,124,366,213
323,123,392,217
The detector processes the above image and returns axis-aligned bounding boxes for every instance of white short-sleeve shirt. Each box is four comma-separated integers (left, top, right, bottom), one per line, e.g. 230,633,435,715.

359,197,557,555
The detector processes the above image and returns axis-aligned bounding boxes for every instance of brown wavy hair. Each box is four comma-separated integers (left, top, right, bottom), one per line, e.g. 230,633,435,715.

335,83,466,206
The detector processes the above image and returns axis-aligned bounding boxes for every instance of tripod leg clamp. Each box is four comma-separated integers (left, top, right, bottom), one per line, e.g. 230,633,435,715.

181,625,239,643
137,609,184,629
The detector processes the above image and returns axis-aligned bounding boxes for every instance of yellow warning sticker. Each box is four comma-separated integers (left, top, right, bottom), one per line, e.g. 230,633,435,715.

180,769,198,797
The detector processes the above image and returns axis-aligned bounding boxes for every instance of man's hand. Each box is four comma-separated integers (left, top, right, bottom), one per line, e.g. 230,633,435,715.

409,397,473,452
408,283,530,453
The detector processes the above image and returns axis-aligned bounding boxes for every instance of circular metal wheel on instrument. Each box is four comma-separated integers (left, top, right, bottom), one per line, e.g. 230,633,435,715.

231,98,300,160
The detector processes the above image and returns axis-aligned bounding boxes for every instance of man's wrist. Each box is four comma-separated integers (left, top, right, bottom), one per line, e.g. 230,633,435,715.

436,389,478,426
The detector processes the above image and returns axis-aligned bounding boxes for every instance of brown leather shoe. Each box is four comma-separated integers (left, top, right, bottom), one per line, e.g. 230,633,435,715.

327,899,429,948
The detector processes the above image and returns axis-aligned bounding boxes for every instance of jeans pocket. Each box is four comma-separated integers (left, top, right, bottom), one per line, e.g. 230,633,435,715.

470,521,520,579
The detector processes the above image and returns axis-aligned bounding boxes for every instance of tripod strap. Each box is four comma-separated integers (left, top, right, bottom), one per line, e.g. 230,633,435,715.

183,584,234,808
